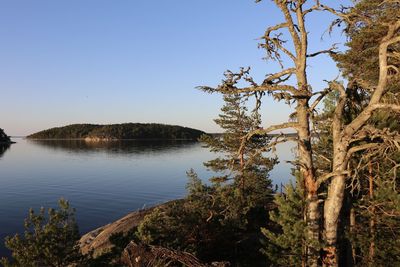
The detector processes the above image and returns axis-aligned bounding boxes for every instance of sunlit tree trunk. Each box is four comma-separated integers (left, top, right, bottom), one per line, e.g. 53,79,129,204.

321,12,400,265
368,162,375,266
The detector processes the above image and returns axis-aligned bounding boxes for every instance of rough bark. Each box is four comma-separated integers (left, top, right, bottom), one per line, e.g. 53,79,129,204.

323,144,348,266
298,101,320,267
322,18,400,267
282,2,321,265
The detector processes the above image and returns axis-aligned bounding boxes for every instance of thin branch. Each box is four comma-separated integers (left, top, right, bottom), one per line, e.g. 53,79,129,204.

238,122,299,159
303,0,321,16
316,170,350,187
233,84,298,95
263,22,288,37
253,122,299,137
387,65,399,75
320,4,353,24
262,68,296,84
307,44,338,58
277,1,301,55
314,151,332,164
346,143,381,161
309,87,332,111
266,134,298,153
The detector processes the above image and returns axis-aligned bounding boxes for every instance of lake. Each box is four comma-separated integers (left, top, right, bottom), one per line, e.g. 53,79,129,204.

0,138,294,257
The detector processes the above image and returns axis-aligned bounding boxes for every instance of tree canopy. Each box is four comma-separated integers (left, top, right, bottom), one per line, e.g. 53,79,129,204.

27,123,206,141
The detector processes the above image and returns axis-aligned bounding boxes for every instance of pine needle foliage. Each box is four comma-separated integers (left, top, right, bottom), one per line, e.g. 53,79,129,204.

261,172,307,267
349,179,400,266
0,199,82,267
138,93,277,265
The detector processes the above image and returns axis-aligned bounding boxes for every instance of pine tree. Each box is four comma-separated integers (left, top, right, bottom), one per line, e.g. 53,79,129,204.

199,92,277,225
0,199,83,267
138,93,277,265
261,171,307,267
322,1,400,264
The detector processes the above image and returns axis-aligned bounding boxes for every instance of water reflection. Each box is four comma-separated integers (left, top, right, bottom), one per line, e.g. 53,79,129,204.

0,139,212,258
0,144,10,159
0,138,294,258
28,139,199,155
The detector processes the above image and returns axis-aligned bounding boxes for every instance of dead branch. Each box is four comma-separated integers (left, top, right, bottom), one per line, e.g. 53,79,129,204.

262,68,296,85
276,1,301,55
122,241,229,267
261,22,297,63
316,170,350,188
307,44,338,58
265,134,298,153
309,87,333,111
238,122,299,161
345,143,381,161
303,0,321,16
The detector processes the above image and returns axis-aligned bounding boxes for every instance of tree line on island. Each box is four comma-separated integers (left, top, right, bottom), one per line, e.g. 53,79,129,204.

27,123,206,141
2,0,400,266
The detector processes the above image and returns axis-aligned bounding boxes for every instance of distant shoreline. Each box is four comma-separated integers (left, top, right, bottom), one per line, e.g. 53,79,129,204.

27,123,206,141
21,133,299,140
26,138,202,141
27,133,298,141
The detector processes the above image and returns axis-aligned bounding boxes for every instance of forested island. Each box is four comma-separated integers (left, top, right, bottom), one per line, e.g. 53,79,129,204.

27,123,206,141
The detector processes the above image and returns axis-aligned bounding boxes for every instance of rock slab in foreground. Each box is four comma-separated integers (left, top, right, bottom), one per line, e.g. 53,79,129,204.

80,201,231,266
80,207,155,256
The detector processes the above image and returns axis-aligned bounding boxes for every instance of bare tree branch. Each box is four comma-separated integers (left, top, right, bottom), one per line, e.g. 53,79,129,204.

277,1,301,55
346,143,381,161
371,103,400,112
238,122,299,161
316,170,350,188
307,44,338,58
233,84,298,95
263,68,297,84
266,134,298,153
309,88,332,111
303,0,321,16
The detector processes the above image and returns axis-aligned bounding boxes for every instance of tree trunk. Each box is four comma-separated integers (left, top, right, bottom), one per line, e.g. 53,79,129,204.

307,191,320,267
323,148,348,267
324,175,345,267
297,101,320,267
368,162,375,266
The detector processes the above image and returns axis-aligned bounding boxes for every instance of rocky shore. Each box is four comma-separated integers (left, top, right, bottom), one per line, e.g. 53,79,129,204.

79,201,229,266
83,136,119,142
0,128,14,144
79,206,156,256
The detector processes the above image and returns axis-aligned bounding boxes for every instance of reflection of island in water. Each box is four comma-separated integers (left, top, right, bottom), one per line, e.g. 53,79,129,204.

0,144,10,159
28,139,199,155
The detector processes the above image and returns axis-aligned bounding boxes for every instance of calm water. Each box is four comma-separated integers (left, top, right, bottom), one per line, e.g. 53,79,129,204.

0,138,294,257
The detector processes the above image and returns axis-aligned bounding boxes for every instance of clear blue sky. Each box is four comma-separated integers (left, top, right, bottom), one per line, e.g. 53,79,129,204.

0,0,346,136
